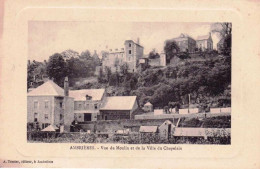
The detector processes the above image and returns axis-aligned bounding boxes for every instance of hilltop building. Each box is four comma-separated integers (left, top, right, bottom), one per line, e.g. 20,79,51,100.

196,32,213,51
140,51,166,68
102,39,144,73
171,34,196,53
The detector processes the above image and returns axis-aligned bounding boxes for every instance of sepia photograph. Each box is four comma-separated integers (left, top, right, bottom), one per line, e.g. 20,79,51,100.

1,0,260,168
27,21,232,144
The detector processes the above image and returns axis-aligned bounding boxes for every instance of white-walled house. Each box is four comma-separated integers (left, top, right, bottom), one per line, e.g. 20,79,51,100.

69,89,106,122
27,78,74,132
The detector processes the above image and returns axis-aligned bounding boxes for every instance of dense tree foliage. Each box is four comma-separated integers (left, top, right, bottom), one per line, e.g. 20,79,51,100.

28,49,101,88
132,54,231,109
46,53,67,86
92,52,231,110
164,40,180,63
148,49,160,59
79,50,91,60
27,60,47,89
60,49,80,60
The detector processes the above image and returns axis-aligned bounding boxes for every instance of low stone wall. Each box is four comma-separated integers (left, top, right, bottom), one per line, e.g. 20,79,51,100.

76,119,173,133
135,114,175,120
135,112,231,120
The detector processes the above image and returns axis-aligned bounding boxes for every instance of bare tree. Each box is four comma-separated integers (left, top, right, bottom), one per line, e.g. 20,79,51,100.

211,22,232,39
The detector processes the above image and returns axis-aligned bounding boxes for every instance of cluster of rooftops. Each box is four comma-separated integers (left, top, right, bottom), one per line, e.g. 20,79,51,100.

27,80,137,111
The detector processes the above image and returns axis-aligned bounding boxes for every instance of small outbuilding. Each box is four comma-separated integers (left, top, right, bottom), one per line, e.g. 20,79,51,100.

99,96,138,120
41,125,59,132
143,102,153,112
158,120,175,139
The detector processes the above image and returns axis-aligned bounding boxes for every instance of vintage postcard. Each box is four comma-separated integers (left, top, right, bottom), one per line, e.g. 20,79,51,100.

27,21,231,144
0,0,260,168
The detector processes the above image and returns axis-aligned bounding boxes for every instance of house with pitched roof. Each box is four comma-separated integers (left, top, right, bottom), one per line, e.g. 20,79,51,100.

196,32,213,51
99,96,138,120
27,77,107,131
27,77,74,132
143,102,153,112
69,89,106,122
171,33,196,53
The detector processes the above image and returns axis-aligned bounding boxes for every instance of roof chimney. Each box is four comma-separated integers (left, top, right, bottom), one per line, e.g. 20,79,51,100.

137,38,140,45
64,77,69,96
86,94,92,100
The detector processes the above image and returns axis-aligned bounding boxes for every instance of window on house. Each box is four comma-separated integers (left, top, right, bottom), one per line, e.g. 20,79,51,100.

34,113,38,122
86,104,89,109
129,50,131,54
79,104,82,109
60,114,63,120
34,101,38,109
60,102,63,108
42,123,49,129
44,114,48,120
94,104,98,109
129,43,131,47
45,101,49,108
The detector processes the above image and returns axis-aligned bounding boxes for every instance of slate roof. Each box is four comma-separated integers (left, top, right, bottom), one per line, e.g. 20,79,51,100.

144,102,152,106
69,89,105,101
125,40,144,48
139,126,158,133
100,96,137,111
27,80,64,96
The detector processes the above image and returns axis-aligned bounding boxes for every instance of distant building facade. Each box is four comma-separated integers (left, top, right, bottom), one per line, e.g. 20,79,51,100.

196,32,213,51
144,51,166,68
124,39,144,72
171,34,196,53
102,39,144,73
102,48,125,72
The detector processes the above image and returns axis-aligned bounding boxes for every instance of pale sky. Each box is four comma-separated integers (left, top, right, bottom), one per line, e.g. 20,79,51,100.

28,21,220,62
